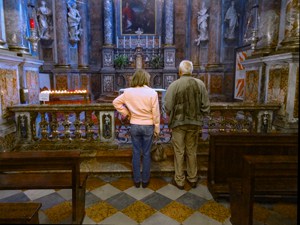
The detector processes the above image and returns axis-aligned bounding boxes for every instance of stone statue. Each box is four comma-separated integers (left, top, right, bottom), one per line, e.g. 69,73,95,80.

195,2,209,45
37,0,52,40
224,1,238,40
67,2,82,43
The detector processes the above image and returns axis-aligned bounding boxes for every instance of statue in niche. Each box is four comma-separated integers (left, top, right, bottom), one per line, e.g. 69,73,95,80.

67,2,82,43
37,0,52,40
224,1,239,40
195,2,209,45
103,114,111,138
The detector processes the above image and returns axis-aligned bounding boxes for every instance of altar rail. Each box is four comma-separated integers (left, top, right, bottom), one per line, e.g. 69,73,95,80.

7,102,281,145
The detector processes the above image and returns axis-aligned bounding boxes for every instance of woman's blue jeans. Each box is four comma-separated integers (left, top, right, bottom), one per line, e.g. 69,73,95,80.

130,124,154,183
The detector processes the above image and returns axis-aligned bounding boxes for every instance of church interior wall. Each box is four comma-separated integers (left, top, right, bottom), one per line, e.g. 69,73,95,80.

0,0,299,150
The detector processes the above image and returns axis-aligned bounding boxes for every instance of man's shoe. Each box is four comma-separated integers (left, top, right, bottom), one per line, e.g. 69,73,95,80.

142,182,149,188
134,182,140,188
171,179,184,190
187,180,197,188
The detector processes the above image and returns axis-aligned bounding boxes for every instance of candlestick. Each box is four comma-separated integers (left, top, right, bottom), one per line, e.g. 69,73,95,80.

123,36,125,48
146,36,148,48
129,36,131,48
152,36,155,48
116,36,118,48
29,18,34,29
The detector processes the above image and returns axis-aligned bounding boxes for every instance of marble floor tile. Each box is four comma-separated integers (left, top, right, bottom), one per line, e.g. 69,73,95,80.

176,192,207,210
84,192,101,207
141,192,172,210
121,201,156,223
106,192,137,210
141,211,181,225
24,189,55,201
124,186,154,200
33,192,66,210
0,175,296,225
182,211,225,225
0,192,30,202
189,183,214,200
156,184,186,200
0,190,22,199
98,211,139,225
56,188,72,201
90,183,121,200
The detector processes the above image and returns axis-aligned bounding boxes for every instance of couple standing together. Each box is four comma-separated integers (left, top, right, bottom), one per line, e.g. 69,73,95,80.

113,60,210,189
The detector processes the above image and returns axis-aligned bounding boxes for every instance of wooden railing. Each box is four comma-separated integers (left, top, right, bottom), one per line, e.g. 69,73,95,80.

7,102,281,146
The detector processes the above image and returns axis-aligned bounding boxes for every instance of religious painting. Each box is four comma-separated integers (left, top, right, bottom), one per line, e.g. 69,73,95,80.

121,0,156,35
244,70,259,103
267,67,288,104
234,45,253,100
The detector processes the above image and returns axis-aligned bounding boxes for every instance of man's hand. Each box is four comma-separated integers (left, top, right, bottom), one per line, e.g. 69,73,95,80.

154,132,160,141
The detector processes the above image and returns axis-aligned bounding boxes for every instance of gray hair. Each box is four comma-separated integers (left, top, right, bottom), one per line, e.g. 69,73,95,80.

179,60,193,75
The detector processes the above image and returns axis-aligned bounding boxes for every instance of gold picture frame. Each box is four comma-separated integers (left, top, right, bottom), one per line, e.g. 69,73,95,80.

121,0,156,35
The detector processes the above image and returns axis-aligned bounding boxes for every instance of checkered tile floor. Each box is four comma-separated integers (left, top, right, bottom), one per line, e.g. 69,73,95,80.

0,175,297,225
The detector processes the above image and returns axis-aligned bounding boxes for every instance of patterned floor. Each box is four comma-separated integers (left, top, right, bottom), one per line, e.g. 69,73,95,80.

0,175,297,225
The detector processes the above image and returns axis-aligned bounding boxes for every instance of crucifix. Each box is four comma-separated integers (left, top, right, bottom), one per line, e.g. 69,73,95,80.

135,28,143,47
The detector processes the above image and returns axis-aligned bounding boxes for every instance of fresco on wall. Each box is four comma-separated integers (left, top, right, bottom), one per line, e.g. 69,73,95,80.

121,0,156,35
210,75,223,94
0,69,19,117
267,68,288,104
244,70,259,102
55,75,68,90
26,71,40,104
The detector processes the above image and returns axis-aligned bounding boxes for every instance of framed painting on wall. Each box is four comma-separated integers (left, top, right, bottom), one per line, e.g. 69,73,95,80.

121,0,156,35
233,44,253,100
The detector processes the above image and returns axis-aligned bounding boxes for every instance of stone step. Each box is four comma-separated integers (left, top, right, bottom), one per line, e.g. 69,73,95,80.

80,143,209,177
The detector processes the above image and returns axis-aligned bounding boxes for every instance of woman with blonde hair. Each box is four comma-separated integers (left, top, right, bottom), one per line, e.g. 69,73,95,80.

113,69,160,188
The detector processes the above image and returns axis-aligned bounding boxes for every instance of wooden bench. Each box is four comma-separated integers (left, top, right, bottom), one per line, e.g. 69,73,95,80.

0,202,42,224
207,133,298,199
0,151,88,225
229,155,298,225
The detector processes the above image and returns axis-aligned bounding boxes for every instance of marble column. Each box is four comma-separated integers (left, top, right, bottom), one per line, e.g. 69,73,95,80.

254,0,281,56
207,0,221,68
0,0,7,49
54,0,70,67
163,0,176,70
164,0,174,45
3,0,30,54
102,0,114,70
78,0,89,68
103,0,113,46
279,0,299,51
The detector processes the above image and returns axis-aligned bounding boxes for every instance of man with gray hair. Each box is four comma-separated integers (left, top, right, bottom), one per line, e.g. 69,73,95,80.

164,60,210,189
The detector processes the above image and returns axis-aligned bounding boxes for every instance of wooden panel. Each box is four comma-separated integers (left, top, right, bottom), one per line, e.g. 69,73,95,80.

207,133,298,198
0,202,41,224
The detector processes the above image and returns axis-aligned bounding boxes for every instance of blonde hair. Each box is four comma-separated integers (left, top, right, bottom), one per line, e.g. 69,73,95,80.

179,60,193,76
130,69,151,87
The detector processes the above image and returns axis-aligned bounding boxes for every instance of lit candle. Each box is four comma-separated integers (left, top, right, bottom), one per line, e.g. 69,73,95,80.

152,36,155,48
123,36,126,48
29,18,34,29
146,36,148,48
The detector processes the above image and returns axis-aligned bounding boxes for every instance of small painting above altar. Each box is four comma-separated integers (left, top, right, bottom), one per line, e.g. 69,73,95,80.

121,0,156,35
